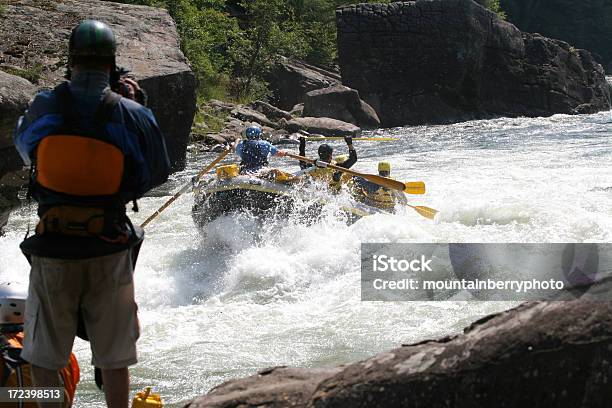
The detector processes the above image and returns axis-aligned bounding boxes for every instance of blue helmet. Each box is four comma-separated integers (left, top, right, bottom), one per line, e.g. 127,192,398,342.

244,125,263,140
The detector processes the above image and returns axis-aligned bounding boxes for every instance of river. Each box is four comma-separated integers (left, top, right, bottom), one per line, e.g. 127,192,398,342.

1,111,611,406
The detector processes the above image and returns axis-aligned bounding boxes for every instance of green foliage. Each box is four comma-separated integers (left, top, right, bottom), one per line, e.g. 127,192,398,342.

229,0,308,100
1,64,45,84
474,0,506,18
111,0,506,103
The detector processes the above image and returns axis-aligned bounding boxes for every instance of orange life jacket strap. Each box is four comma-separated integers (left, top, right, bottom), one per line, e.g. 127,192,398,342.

36,135,124,196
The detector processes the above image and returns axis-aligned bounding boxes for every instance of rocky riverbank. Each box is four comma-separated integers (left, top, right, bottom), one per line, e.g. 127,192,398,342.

192,61,378,150
186,296,612,407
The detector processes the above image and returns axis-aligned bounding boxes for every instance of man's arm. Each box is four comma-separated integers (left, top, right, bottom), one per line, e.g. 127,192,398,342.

14,91,63,166
130,104,171,193
235,141,245,159
338,136,357,169
298,136,311,169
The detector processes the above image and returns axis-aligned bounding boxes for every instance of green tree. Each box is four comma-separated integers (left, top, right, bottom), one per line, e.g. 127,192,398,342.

230,0,306,99
474,0,506,18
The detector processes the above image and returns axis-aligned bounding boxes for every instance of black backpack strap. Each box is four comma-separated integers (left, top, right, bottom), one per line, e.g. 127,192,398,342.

54,82,79,133
93,89,122,138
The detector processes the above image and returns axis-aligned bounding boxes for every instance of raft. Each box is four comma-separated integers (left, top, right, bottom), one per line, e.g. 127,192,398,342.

192,166,387,228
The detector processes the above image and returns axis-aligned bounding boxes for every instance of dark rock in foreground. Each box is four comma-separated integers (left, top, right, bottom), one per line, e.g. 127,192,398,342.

303,85,380,129
267,57,341,111
0,0,196,171
336,0,612,127
185,300,612,407
188,367,343,408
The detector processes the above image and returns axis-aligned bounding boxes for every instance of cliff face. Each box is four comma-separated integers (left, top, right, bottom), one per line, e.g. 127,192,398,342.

0,0,196,172
336,0,611,128
501,0,612,72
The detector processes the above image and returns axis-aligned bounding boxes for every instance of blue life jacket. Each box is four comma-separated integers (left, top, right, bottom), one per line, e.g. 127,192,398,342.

239,140,271,171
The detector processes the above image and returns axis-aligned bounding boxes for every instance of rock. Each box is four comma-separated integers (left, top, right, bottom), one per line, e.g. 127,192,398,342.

290,103,305,117
501,0,612,72
0,0,196,171
0,170,27,236
208,99,237,114
230,106,278,129
266,57,341,111
303,85,380,129
185,300,612,407
336,0,612,127
249,100,293,122
0,71,36,177
187,367,343,408
283,117,361,137
0,71,35,232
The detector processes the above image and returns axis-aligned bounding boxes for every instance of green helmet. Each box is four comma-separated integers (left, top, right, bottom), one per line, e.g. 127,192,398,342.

69,20,116,64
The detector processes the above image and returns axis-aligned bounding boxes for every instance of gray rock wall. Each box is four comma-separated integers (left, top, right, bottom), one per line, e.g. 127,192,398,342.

336,0,612,128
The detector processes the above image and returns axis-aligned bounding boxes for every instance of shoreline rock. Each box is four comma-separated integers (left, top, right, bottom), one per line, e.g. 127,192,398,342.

186,299,612,407
501,0,612,72
266,57,341,111
336,0,612,127
303,85,380,129
0,0,196,171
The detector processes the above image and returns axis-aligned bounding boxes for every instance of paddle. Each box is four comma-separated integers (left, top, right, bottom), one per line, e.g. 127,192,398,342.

407,204,439,220
304,136,398,142
284,152,426,195
140,145,233,228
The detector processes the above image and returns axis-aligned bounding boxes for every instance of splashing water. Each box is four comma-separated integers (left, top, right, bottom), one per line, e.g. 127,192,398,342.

1,111,611,406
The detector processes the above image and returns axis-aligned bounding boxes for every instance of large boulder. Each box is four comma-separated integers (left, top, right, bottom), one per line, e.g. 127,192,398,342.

283,117,361,137
188,367,343,408
303,85,380,129
0,0,196,171
186,300,612,407
0,71,36,235
501,0,612,72
266,57,341,111
336,0,612,127
0,71,36,176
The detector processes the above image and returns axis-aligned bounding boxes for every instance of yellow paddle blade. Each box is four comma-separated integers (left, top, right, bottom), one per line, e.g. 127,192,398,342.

409,205,438,220
404,181,426,195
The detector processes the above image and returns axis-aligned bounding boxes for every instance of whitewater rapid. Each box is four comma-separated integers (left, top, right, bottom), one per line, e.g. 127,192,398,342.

1,112,611,406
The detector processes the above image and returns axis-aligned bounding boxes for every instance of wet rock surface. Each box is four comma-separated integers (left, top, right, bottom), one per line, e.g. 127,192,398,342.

0,0,196,171
303,85,380,129
284,117,361,137
185,299,612,407
336,0,612,127
0,71,35,176
266,57,341,111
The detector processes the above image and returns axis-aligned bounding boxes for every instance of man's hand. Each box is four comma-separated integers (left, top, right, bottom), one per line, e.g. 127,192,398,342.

344,136,353,146
117,77,147,105
276,150,287,157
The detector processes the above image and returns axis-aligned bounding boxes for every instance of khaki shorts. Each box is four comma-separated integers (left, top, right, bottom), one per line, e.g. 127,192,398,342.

21,250,140,370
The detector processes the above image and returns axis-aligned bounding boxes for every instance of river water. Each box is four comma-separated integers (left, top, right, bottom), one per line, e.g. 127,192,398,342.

1,111,611,406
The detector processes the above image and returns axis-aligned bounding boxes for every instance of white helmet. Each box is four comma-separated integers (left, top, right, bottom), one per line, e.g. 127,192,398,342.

0,282,27,325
